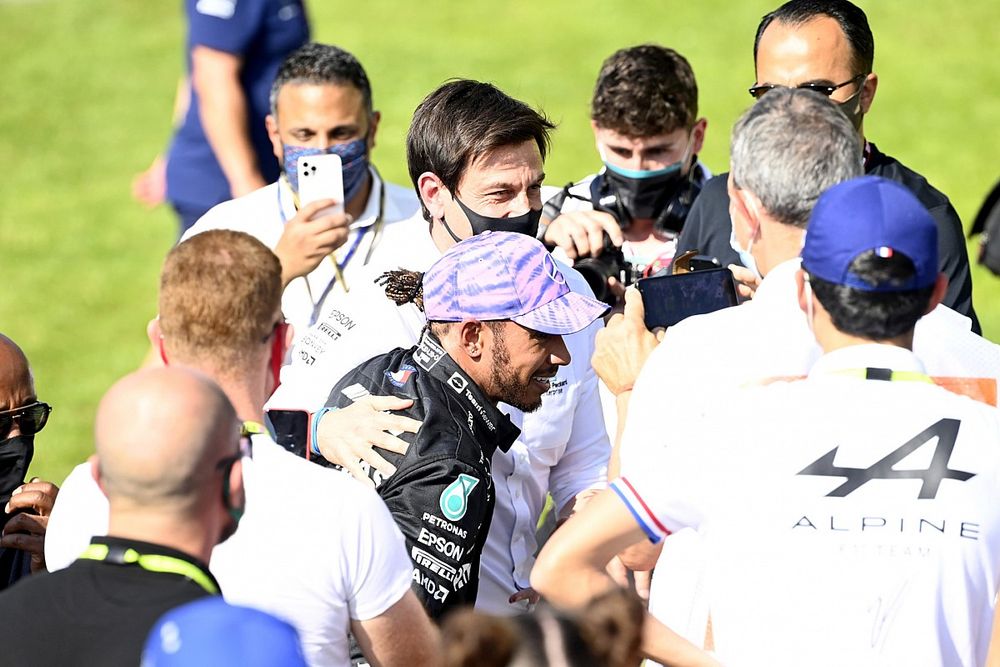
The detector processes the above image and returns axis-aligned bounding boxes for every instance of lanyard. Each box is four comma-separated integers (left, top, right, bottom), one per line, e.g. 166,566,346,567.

833,367,933,383
79,543,219,595
241,420,265,437
277,170,387,325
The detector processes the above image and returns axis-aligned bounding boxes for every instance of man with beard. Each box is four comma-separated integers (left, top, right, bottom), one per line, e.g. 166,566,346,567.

301,231,607,620
0,333,60,584
0,367,243,666
183,42,421,338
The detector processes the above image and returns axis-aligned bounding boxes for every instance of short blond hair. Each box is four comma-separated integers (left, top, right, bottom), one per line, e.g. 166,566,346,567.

159,230,282,371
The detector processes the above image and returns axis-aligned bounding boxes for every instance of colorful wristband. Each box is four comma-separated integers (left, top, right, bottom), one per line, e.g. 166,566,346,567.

309,407,335,458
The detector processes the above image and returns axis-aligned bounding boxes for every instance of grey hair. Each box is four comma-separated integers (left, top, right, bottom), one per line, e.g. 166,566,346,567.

730,87,862,228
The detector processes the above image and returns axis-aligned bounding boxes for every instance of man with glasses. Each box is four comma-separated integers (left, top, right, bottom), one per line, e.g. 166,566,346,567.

0,367,242,665
43,231,439,667
674,0,979,332
0,333,60,586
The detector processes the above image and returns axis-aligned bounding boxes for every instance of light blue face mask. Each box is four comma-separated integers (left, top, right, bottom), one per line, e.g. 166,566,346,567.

603,160,684,180
729,227,761,280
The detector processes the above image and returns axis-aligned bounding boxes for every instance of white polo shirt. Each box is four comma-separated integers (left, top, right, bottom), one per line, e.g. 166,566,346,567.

626,258,1000,651
614,344,1000,666
268,213,610,614
182,168,422,338
44,435,414,667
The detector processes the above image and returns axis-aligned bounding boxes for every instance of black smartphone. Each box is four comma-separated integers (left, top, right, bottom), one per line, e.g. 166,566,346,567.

265,409,310,458
635,267,739,329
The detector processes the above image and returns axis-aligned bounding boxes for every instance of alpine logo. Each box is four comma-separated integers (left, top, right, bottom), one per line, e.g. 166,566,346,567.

386,364,416,388
798,418,975,499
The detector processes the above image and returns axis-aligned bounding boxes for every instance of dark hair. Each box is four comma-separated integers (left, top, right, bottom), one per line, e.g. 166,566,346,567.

808,250,934,339
406,79,555,222
591,44,698,137
755,0,874,75
440,589,644,667
270,43,373,117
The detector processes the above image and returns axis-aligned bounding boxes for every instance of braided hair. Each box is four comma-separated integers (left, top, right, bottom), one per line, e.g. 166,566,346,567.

377,270,425,311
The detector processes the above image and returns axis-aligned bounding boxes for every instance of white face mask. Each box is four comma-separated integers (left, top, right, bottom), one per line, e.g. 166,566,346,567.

729,226,761,281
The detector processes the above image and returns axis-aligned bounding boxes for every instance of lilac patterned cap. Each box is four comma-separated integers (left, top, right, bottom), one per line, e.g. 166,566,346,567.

423,232,609,335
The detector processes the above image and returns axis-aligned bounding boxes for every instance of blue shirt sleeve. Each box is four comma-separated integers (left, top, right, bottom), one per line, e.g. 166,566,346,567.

186,0,266,55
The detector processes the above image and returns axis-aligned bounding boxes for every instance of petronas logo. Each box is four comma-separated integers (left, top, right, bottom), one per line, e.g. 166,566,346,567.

439,474,480,521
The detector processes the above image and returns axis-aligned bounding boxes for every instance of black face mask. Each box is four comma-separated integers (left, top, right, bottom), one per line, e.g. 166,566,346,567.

596,163,703,235
601,165,688,222
0,436,34,520
441,196,543,242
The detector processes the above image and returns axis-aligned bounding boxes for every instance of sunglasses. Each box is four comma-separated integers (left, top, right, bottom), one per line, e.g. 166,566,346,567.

0,401,52,438
748,74,865,100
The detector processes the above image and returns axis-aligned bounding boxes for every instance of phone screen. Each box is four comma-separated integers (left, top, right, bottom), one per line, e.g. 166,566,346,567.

636,268,739,329
265,409,309,458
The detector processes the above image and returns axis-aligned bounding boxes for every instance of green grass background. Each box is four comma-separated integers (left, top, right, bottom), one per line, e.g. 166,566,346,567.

2,0,998,484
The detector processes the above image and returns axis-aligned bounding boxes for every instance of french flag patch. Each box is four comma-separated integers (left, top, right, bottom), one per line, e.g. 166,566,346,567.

610,478,671,543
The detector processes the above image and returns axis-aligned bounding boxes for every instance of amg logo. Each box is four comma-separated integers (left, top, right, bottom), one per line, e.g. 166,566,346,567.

798,419,974,499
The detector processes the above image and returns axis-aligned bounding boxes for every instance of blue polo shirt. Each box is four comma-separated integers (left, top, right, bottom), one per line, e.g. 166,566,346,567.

166,0,309,228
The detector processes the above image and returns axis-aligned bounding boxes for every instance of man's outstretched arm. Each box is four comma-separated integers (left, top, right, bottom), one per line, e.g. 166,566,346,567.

532,489,719,667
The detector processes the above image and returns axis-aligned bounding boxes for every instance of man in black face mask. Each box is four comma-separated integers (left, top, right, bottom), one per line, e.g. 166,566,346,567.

271,80,615,616
539,45,709,307
674,0,979,333
0,333,59,585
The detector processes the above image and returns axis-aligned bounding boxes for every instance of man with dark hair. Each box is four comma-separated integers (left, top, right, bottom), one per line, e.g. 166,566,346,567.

585,87,1000,655
540,44,709,306
183,42,421,339
536,176,1000,666
306,232,605,623
0,367,243,666
675,0,979,332
44,230,439,667
270,80,613,615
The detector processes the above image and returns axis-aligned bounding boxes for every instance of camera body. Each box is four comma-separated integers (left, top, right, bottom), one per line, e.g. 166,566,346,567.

571,233,636,306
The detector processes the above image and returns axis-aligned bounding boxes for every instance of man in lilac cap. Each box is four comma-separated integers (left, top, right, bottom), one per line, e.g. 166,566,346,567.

310,231,606,629
534,176,1000,665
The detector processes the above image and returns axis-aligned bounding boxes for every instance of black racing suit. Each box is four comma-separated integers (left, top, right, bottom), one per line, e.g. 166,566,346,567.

318,330,520,620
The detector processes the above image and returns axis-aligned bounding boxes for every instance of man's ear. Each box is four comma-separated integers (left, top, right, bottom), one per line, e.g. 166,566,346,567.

265,113,283,163
147,318,167,367
795,269,809,314
860,72,878,115
418,172,448,222
89,454,108,497
925,273,948,315
690,118,708,156
457,320,486,360
367,111,381,150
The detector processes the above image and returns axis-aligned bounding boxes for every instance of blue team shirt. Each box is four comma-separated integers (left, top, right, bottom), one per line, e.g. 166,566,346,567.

166,0,309,220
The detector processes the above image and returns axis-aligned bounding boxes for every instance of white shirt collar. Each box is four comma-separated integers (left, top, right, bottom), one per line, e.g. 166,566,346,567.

809,344,927,379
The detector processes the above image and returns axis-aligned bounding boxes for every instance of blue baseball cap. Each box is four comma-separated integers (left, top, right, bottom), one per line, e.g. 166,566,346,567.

141,597,307,667
801,176,938,292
